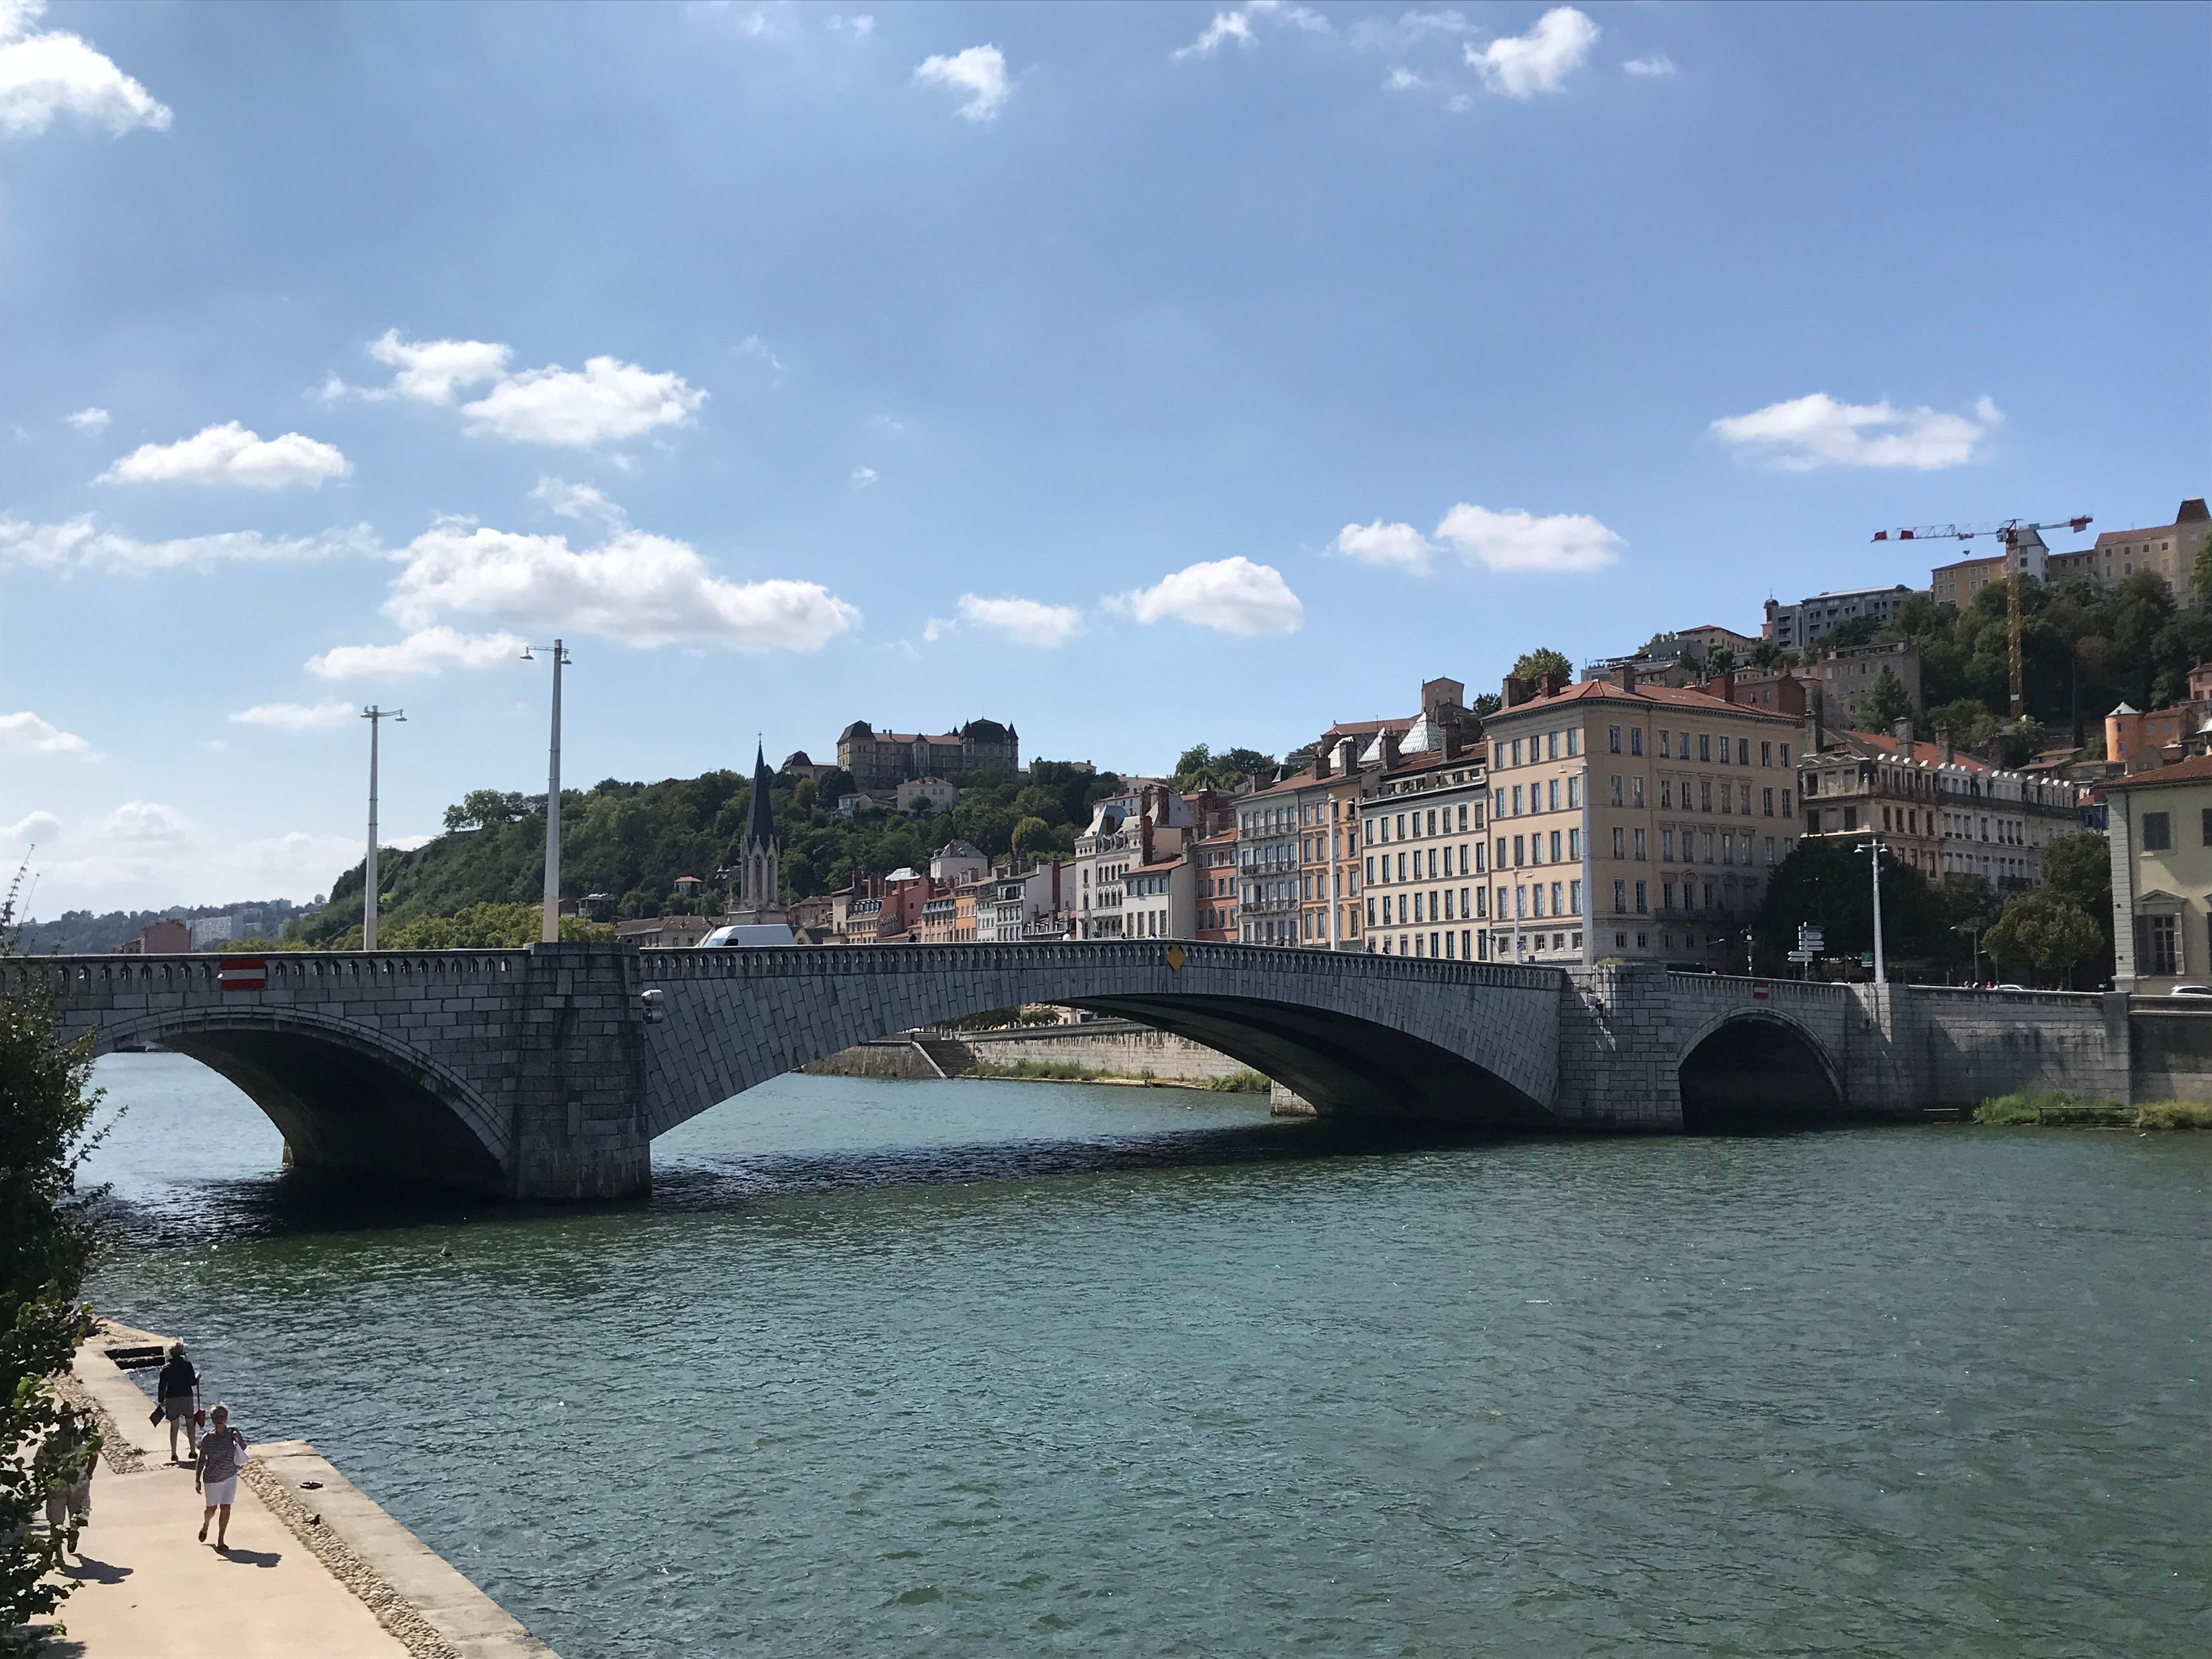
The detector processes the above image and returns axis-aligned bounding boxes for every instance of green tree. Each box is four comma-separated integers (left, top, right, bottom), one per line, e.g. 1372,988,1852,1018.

1984,890,2107,987
2194,535,2212,602
1511,647,1573,683
1010,816,1054,859
1925,697,1999,755
1,900,109,1632
2040,830,2115,976
1853,665,1913,731
1753,837,1951,968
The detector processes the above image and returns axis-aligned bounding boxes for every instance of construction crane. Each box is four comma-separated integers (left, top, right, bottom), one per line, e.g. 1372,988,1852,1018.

1872,515,2093,720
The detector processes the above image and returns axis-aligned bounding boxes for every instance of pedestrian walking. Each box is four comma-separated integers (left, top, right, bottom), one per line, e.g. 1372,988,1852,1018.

39,1407,96,1559
155,1342,199,1464
194,1403,247,1551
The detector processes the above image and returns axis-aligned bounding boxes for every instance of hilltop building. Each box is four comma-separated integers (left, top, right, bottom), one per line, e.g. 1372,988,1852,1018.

1762,585,1918,655
836,719,1019,796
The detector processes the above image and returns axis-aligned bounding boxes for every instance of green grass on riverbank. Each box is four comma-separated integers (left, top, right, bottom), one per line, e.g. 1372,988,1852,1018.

1974,1091,2212,1129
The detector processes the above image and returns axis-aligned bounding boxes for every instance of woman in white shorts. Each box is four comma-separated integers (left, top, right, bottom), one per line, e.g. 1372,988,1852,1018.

194,1403,248,1550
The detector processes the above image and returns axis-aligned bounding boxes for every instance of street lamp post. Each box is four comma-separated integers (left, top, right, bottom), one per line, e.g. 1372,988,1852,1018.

1955,920,1982,986
1866,833,1887,987
522,640,571,945
360,706,405,950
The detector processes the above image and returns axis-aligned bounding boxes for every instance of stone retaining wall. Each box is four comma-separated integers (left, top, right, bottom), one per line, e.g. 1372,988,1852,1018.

958,1021,1254,1084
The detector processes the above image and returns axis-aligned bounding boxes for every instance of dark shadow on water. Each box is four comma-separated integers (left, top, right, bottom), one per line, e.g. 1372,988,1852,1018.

93,1118,1532,1245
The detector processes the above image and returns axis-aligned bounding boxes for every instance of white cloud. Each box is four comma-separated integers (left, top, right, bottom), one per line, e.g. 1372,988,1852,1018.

1,799,365,912
531,476,628,528
460,357,707,447
306,627,529,681
927,594,1085,648
1709,392,2003,471
1466,6,1596,99
827,13,875,37
1176,1,1331,61
362,329,512,404
1434,503,1623,573
1108,557,1303,637
1385,67,1426,92
97,421,351,489
913,44,1011,121
0,710,94,757
0,0,170,137
0,515,378,574
227,701,357,733
1623,54,1675,77
64,405,108,432
1333,520,1435,573
850,466,878,488
1351,10,1472,50
376,519,860,652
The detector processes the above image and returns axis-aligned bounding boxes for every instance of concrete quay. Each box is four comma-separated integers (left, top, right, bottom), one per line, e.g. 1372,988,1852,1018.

39,1321,552,1659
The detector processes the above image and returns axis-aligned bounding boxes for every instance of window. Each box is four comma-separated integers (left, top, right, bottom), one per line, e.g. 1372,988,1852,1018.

1660,731,1672,759
1568,776,1582,809
1567,729,1581,757
1612,879,1627,912
1365,898,1375,926
1761,742,1773,768
1663,828,1675,861
1458,805,1469,832
1511,738,1523,766
1663,882,1675,910
1699,734,1711,762
1738,739,1750,765
1780,743,1791,767
1396,813,1407,839
1763,787,1775,817
2142,811,2172,851
1426,810,1437,837
1567,827,1581,860
1635,881,1647,914
1609,726,1622,753
1700,781,1713,812
1782,790,1792,816
1548,731,1561,760
1568,879,1582,914
2140,913,2180,977
1843,806,1858,831
1610,775,1624,807
1548,779,1560,812
1633,828,1647,860
1550,830,1562,862
1397,852,1408,882
1764,836,1776,865
1514,834,1525,866
1612,827,1626,858
1532,885,1545,918
1630,728,1644,757
1633,777,1646,809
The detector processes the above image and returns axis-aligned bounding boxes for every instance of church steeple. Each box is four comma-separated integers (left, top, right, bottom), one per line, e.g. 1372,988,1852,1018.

728,742,785,924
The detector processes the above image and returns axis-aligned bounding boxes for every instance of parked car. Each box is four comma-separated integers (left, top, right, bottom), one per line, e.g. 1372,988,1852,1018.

2167,984,2212,997
698,923,795,947
1990,983,2028,991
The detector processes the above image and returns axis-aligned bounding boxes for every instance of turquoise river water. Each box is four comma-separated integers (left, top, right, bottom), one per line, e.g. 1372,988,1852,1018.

82,1053,2208,1657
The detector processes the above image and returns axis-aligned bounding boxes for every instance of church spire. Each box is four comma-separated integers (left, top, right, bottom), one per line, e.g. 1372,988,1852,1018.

744,742,776,849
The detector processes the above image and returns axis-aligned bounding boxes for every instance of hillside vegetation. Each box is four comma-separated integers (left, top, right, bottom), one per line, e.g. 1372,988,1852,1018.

295,759,1121,947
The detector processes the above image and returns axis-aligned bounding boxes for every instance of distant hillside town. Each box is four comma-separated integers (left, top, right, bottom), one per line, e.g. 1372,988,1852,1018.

82,494,2210,991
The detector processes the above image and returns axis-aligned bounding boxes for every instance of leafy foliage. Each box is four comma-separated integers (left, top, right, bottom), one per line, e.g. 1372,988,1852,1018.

1752,836,1967,968
1852,665,1913,731
1510,647,1573,683
296,760,1119,945
1983,890,2107,986
1,894,108,1631
1173,744,1275,791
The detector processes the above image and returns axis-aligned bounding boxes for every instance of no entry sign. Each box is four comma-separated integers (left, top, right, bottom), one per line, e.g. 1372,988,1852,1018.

218,958,267,991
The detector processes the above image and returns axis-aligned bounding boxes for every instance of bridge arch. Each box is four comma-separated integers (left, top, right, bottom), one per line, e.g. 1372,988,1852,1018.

1675,1008,1844,1130
640,944,1566,1138
92,1006,507,1188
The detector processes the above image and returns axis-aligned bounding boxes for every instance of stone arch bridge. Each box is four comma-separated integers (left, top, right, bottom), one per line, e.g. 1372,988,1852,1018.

7,943,2133,1200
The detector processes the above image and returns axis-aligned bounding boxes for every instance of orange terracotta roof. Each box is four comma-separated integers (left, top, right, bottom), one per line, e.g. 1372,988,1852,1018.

2102,753,2212,791
1130,857,1184,874
1489,679,1801,722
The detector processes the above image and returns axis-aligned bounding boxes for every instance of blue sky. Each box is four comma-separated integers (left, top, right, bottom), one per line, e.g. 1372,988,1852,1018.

2,0,2205,912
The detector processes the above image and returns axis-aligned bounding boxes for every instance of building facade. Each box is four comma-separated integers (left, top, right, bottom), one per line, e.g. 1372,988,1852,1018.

1762,585,1918,654
1195,827,1239,941
2075,499,2211,602
2106,753,2212,991
1821,640,1923,718
1483,665,1811,967
836,718,1019,796
1799,725,2083,890
1073,783,1194,940
1123,856,1197,940
1357,747,1490,960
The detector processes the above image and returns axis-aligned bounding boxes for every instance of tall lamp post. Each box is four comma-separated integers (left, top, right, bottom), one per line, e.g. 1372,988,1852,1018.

361,706,405,950
1955,919,1982,987
522,640,570,945
1866,832,1887,987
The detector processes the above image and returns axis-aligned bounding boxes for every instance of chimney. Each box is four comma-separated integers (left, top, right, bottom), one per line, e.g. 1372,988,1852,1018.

1443,723,1462,760
1708,669,1735,704
1538,670,1567,697
1611,663,1639,693
1313,743,1331,780
1378,730,1402,771
1938,722,1955,764
1333,736,1361,775
1502,674,1532,708
1893,716,1914,751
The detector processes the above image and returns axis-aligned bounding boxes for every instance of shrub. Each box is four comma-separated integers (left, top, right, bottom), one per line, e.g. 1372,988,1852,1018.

2134,1100,2212,1130
1207,1069,1271,1093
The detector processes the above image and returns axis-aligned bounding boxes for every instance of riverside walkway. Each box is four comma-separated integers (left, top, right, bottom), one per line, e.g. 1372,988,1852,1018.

41,1322,551,1659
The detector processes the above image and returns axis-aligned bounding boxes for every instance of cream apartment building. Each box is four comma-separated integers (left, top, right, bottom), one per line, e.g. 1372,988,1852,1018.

1357,744,1491,960
1482,667,1810,966
2105,753,2212,991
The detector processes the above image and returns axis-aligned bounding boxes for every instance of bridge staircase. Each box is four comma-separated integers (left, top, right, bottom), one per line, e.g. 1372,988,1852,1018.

910,1032,978,1078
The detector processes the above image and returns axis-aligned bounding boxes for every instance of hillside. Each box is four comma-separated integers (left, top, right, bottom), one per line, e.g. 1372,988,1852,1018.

294,759,1120,946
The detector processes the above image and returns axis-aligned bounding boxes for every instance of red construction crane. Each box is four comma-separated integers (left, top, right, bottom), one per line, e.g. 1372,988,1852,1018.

1871,515,2094,719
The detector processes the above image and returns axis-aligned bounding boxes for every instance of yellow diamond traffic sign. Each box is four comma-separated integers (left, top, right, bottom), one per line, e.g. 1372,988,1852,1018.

1165,945,1186,972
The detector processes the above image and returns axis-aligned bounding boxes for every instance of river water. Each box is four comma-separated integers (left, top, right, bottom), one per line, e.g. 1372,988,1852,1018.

82,1053,2207,1657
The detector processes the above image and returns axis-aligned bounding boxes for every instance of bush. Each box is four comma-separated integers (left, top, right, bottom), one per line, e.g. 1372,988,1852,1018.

1207,1069,1271,1093
1973,1090,2210,1128
2133,1100,2212,1130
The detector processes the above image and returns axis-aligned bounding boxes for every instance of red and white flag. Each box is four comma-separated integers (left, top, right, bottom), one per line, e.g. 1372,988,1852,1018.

218,958,267,991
